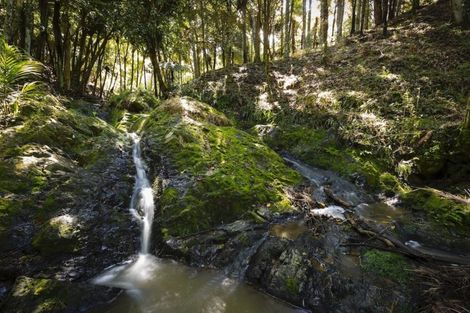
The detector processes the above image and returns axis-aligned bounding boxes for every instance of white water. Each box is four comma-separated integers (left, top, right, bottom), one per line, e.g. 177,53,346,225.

92,133,304,313
128,133,154,254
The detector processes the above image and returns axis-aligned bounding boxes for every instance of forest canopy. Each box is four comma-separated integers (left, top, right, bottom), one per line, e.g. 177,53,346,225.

1,0,468,98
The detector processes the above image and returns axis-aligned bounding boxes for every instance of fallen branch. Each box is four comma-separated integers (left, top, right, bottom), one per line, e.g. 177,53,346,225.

346,217,470,265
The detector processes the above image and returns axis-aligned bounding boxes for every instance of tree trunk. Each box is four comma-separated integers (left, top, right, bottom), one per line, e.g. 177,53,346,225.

306,0,313,47
23,0,33,54
52,0,64,90
263,0,271,65
284,0,291,57
130,49,135,90
351,0,357,34
36,0,48,61
290,0,295,53
313,17,319,48
320,0,329,50
253,2,262,62
374,0,383,26
356,0,362,31
301,0,307,49
241,1,249,63
360,0,367,34
331,1,337,41
336,0,345,40
382,0,389,36
148,41,167,97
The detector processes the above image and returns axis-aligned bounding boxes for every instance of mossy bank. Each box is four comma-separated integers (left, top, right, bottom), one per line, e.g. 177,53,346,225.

141,97,301,237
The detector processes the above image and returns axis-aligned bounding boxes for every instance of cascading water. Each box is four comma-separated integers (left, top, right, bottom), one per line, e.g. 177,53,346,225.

129,133,154,254
92,133,305,313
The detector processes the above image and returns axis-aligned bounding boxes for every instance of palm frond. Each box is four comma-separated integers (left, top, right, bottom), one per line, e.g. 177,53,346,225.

0,38,45,115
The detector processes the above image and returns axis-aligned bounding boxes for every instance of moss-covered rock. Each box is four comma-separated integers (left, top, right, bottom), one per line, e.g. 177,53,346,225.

1,276,117,313
400,188,470,232
260,125,399,192
142,97,301,236
32,214,79,254
0,97,125,254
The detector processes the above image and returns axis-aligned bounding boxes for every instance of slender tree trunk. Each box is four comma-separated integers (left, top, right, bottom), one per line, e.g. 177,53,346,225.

301,0,307,49
52,0,64,90
351,0,357,34
313,17,319,48
336,0,345,41
365,0,370,29
331,2,337,41
360,0,367,34
356,0,362,31
290,0,295,53
253,2,262,62
320,0,329,50
199,0,209,73
382,0,389,36
263,0,271,65
130,49,135,90
284,0,291,57
306,0,313,47
374,0,383,26
280,1,284,53
23,0,33,54
37,0,48,61
122,43,129,90
3,0,15,44
241,1,249,63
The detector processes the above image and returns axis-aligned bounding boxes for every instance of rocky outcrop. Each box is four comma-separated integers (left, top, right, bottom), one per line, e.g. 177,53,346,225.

0,101,137,311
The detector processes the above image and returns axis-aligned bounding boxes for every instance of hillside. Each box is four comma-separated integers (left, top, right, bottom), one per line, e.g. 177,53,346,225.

185,0,470,196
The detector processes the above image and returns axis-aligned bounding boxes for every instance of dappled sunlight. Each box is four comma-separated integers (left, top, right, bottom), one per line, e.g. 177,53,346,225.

358,112,388,132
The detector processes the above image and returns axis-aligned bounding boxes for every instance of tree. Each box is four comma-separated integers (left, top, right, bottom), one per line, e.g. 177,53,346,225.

301,0,307,49
320,0,329,50
284,0,291,58
373,0,383,26
336,0,345,40
382,0,389,36
121,0,180,97
351,0,357,34
238,0,249,63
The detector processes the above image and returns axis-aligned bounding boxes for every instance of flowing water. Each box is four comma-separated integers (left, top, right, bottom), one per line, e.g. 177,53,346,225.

93,133,304,313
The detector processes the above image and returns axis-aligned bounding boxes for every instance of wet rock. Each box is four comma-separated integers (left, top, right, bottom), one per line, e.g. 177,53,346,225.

169,217,412,312
1,276,119,313
32,215,80,255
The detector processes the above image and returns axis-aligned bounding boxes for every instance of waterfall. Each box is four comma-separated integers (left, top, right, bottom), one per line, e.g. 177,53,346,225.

129,133,155,254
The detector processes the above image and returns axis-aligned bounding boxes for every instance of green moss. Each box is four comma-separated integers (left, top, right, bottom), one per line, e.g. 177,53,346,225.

400,188,470,231
32,215,79,254
144,97,300,236
379,172,409,196
4,276,94,313
361,249,410,284
285,277,300,294
263,125,395,191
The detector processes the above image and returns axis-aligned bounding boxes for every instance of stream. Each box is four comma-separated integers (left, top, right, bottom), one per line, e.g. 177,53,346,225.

92,134,304,313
